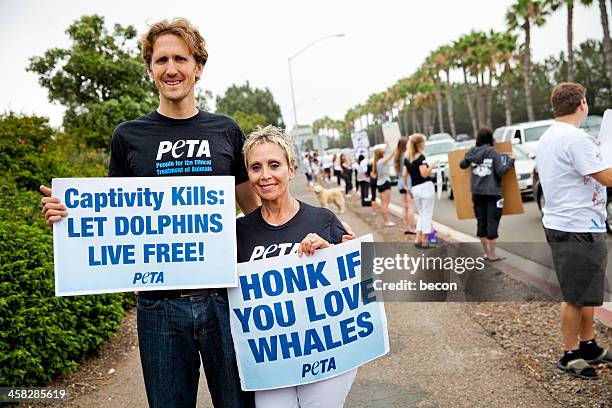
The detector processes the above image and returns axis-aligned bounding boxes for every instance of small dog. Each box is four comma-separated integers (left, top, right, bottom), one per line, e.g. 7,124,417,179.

313,185,345,213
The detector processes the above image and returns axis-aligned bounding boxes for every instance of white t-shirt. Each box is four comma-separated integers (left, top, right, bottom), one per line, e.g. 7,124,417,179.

536,121,608,232
302,158,312,175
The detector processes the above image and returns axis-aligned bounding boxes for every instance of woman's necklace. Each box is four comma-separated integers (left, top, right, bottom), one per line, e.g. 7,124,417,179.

263,199,299,226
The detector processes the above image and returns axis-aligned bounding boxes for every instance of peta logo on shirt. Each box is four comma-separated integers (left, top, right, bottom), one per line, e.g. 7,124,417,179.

249,243,300,261
156,140,211,160
472,158,492,177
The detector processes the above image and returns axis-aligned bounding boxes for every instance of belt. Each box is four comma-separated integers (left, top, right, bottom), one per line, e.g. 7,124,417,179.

138,288,227,300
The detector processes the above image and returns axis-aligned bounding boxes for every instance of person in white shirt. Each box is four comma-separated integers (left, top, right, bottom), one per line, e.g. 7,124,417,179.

302,153,313,190
536,82,612,380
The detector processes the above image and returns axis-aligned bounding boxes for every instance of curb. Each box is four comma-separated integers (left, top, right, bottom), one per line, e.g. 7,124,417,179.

384,200,612,328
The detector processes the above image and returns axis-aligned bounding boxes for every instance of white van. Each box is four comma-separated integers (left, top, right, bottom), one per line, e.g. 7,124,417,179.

493,119,554,157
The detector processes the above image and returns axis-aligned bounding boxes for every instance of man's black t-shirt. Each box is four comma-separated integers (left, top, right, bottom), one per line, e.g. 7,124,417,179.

405,155,432,187
237,201,346,263
108,110,248,183
109,110,248,299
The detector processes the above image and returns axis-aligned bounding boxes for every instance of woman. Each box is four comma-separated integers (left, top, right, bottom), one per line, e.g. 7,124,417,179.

340,153,353,196
395,137,416,234
372,144,397,227
368,157,377,214
356,154,370,206
333,154,342,185
237,125,357,407
406,134,437,248
460,127,514,261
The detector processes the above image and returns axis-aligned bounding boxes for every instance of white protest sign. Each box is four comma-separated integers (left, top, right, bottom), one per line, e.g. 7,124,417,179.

52,176,237,296
598,109,612,166
351,131,370,159
228,234,389,391
382,122,401,148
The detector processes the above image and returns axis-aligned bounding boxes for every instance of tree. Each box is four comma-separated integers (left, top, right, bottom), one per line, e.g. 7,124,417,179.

28,15,158,148
215,82,284,128
506,0,553,122
598,0,612,88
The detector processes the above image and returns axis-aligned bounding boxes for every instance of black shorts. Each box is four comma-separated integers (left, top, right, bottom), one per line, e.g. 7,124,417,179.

399,188,407,194
472,194,502,240
544,228,607,307
377,181,391,193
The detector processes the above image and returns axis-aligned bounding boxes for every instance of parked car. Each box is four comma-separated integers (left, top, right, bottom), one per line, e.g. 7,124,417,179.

493,119,554,157
533,166,612,233
445,145,534,200
428,132,454,142
424,139,455,190
580,115,602,138
455,133,471,142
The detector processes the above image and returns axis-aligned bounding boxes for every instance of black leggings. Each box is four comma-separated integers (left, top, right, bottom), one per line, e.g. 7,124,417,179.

369,177,377,203
359,180,370,205
342,169,353,194
473,194,502,239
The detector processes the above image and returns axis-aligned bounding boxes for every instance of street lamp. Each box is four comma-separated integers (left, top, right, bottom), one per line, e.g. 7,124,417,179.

288,34,345,129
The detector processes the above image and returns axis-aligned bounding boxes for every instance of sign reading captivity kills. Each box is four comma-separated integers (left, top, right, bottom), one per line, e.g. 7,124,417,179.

51,176,237,296
228,234,389,391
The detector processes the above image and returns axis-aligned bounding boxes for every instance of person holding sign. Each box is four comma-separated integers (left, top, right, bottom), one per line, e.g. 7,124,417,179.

405,134,437,248
41,18,260,408
396,137,416,234
537,83,612,380
372,144,397,227
459,127,514,262
237,125,358,407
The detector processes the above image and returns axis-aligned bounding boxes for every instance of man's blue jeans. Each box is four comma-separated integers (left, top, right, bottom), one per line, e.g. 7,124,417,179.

136,291,255,408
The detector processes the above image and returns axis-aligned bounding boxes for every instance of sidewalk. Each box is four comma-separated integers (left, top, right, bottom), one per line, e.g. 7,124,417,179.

293,180,561,408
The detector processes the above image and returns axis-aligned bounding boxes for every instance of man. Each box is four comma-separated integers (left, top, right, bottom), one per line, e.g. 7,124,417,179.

537,82,612,380
42,18,260,407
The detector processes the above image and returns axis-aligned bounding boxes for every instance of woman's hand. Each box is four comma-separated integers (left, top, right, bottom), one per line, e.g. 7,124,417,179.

40,185,68,226
298,233,331,256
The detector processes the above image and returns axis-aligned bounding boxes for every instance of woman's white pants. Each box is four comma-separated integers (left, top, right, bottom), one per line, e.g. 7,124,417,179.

255,368,357,408
411,181,435,234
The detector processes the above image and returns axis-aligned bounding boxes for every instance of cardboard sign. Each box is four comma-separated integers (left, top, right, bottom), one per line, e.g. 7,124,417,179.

448,141,523,220
382,122,401,149
52,176,237,296
228,234,389,391
351,131,370,159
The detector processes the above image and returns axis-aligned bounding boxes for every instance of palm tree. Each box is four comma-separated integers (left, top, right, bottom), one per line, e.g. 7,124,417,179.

496,32,520,125
506,0,553,122
433,45,457,137
454,33,479,136
599,0,612,88
425,53,446,134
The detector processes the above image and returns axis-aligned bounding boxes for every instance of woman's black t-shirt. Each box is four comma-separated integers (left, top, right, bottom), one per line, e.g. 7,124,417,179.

405,154,432,187
237,201,346,263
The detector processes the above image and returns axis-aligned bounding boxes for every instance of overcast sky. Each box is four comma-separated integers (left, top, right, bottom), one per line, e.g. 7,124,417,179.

0,0,604,129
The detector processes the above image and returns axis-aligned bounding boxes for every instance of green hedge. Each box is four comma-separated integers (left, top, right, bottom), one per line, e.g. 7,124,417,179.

0,114,133,386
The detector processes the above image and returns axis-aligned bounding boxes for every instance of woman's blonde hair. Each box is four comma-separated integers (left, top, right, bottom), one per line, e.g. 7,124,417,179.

407,133,427,162
371,147,385,178
243,125,296,168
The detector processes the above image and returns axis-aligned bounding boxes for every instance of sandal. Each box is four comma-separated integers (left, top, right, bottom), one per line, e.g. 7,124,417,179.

557,358,599,380
404,230,417,235
585,348,612,365
487,256,506,262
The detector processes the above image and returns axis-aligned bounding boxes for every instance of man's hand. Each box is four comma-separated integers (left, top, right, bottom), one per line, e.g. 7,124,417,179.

40,185,68,226
341,221,356,243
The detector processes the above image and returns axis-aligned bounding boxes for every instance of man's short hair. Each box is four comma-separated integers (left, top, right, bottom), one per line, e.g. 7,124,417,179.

243,125,296,168
550,82,586,117
141,18,208,68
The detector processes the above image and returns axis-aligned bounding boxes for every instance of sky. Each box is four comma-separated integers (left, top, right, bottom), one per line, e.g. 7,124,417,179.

0,0,605,129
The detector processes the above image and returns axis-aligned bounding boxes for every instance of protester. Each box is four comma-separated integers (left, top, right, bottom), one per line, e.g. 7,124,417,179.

356,154,370,206
311,155,321,185
536,82,612,379
333,153,342,185
459,127,514,261
340,153,353,196
372,144,397,227
41,17,260,408
238,125,357,407
302,153,313,190
396,137,416,234
322,153,332,183
406,134,437,248
368,156,378,214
